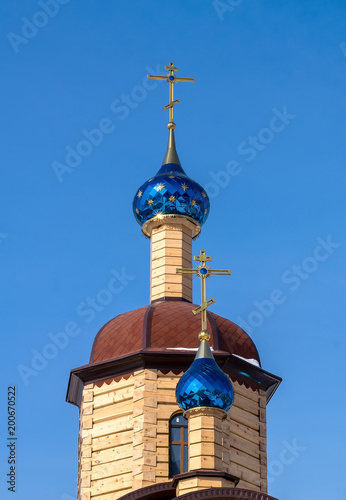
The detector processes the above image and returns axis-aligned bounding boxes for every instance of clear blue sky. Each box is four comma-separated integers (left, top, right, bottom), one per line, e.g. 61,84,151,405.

1,1,345,499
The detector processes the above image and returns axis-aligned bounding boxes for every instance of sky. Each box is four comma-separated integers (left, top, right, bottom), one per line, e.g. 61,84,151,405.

1,0,346,499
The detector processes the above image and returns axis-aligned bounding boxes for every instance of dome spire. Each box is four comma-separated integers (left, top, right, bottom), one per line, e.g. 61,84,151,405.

176,250,234,413
147,62,195,167
162,125,181,166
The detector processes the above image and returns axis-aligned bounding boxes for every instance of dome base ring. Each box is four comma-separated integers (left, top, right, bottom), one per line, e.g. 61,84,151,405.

142,214,201,239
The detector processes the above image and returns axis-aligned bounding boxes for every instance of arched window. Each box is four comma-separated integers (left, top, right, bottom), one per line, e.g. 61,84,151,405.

169,413,188,477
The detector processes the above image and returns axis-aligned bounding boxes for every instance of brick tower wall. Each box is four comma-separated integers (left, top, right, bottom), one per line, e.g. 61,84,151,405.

77,369,267,500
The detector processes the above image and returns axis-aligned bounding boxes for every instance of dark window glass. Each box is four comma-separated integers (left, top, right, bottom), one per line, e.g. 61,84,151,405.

183,427,188,442
170,445,181,476
183,445,188,472
171,427,181,442
169,413,188,477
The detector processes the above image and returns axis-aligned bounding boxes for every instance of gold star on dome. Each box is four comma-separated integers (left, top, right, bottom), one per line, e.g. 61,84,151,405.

191,199,196,206
137,190,143,198
136,208,139,214
148,199,154,206
181,183,188,191
204,209,207,214
169,196,176,202
155,183,165,191
148,178,154,182
202,192,207,198
169,175,175,179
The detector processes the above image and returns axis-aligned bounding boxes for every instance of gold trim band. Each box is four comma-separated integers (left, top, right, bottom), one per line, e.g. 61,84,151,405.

142,214,201,239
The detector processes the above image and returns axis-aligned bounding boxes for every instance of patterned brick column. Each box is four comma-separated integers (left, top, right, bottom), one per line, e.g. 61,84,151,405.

176,407,236,496
132,369,158,490
147,218,194,302
186,407,225,471
78,383,94,500
259,389,267,493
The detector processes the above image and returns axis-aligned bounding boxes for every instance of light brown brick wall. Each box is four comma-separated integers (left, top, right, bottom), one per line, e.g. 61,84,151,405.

77,370,267,499
149,219,195,302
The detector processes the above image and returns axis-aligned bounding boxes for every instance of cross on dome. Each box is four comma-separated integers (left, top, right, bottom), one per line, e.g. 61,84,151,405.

176,249,231,341
147,61,195,125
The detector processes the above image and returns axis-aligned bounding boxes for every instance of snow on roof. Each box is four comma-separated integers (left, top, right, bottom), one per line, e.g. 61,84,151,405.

166,347,214,351
166,349,260,367
233,354,260,367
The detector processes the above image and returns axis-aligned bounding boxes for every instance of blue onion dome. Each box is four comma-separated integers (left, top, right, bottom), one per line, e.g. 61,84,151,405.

176,340,234,413
133,128,210,238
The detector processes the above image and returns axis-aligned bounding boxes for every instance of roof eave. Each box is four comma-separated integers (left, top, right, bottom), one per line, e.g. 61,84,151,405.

66,349,282,407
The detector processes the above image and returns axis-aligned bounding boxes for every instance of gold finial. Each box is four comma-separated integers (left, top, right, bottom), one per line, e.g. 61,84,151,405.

177,250,231,341
148,62,195,126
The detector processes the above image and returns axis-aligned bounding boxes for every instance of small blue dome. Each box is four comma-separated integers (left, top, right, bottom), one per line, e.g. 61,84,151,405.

176,341,234,412
132,129,210,233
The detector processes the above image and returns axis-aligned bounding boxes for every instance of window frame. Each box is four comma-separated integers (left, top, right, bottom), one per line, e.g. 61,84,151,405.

169,412,188,477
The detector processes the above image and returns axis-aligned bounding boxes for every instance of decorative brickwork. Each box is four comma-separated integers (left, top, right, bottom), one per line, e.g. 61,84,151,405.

148,219,195,302
76,371,269,499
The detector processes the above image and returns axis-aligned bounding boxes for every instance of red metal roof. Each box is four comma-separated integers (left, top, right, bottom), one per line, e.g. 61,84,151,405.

90,300,260,365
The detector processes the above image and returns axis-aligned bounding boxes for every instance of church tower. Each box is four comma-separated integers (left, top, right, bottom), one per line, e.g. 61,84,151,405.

66,62,282,500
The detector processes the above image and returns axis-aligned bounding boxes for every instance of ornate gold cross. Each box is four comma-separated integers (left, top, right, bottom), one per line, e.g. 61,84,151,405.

148,62,195,125
177,250,231,341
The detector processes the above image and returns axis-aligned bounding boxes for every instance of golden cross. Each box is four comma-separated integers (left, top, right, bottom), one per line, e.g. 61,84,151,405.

148,62,195,124
176,250,231,341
